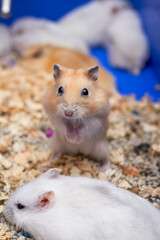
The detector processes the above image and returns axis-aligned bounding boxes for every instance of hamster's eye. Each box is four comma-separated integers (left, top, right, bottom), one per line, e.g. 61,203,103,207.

81,88,89,96
58,86,64,95
32,49,43,58
17,203,25,210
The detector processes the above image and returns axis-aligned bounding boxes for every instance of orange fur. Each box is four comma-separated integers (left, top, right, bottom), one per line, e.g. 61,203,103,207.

19,44,117,94
43,65,110,171
43,65,109,117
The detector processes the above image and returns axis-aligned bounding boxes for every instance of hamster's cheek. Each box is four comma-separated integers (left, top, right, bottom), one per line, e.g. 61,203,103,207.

57,103,65,117
80,98,102,116
44,88,62,115
4,210,22,228
79,100,93,116
14,212,29,230
85,94,109,116
3,206,14,223
85,105,100,115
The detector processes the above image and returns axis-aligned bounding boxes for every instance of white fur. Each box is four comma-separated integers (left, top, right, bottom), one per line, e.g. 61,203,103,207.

59,0,149,73
4,169,160,240
59,0,128,46
106,9,149,74
0,24,12,56
11,17,88,54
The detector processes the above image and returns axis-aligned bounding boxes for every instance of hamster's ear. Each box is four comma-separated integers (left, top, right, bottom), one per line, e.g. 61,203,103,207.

53,64,62,80
87,65,99,81
42,168,61,179
37,191,55,209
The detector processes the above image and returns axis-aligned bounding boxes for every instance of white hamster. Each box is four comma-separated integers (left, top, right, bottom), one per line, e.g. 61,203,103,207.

106,8,149,74
59,0,149,74
59,0,128,46
11,17,88,54
4,168,160,240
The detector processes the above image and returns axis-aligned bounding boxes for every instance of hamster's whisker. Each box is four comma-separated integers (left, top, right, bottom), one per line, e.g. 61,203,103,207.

4,213,12,219
77,116,81,127
16,225,22,231
81,114,92,148
93,120,106,133
50,111,60,123
54,112,59,122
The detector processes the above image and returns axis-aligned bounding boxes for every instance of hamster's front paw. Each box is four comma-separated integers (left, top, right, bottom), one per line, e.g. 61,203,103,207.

39,153,57,172
94,140,110,172
98,161,110,173
39,164,52,172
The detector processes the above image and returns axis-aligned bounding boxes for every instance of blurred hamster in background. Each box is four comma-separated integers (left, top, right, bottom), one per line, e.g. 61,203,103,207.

59,0,149,74
19,44,117,94
11,17,88,54
0,24,12,57
0,0,149,74
59,0,128,46
3,168,160,240
106,8,149,74
43,65,110,172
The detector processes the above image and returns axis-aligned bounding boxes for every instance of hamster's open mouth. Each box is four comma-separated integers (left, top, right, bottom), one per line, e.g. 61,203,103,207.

64,120,85,144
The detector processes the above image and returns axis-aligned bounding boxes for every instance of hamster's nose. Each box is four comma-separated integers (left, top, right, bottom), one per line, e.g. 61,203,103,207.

64,110,74,117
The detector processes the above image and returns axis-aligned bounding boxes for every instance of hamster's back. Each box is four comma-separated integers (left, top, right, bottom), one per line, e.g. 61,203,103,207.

47,175,160,240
